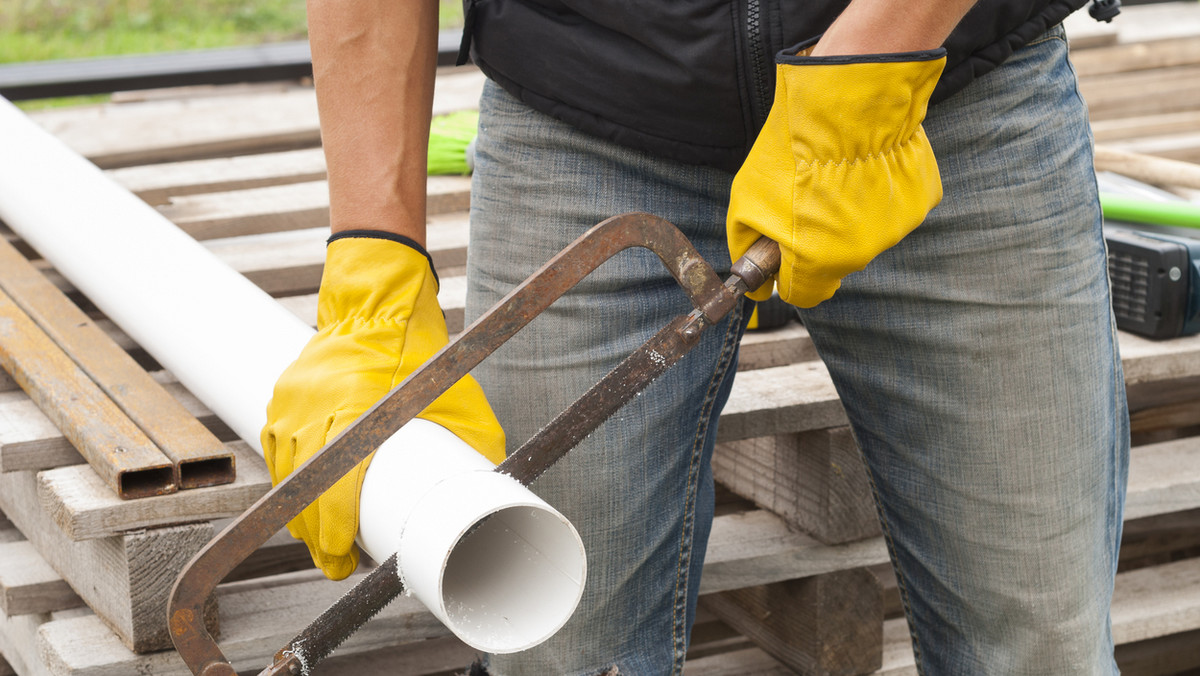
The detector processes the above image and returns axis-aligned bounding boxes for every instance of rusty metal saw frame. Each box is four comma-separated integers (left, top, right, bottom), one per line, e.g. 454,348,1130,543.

168,213,779,676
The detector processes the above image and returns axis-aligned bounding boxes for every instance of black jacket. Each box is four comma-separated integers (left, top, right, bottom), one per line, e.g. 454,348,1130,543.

462,0,1093,172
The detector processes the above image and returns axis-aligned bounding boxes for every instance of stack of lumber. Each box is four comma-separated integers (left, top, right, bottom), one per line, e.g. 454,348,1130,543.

1,3,1200,674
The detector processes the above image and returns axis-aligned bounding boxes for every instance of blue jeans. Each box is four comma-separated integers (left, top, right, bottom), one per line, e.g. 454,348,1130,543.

466,23,1129,676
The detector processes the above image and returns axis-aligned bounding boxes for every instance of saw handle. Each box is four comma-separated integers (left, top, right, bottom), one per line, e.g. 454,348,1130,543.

730,237,782,295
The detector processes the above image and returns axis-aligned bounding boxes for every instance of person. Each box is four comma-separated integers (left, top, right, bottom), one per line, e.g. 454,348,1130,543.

261,0,1131,673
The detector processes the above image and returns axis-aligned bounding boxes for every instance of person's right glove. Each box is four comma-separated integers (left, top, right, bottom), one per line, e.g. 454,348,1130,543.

726,41,947,308
261,232,506,580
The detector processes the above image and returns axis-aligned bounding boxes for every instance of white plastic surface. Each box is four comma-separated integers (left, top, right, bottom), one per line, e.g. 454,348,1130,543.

358,419,586,653
0,98,586,654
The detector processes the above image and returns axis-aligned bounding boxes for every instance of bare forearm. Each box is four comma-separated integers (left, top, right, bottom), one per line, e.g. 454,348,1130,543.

812,0,979,56
307,0,438,243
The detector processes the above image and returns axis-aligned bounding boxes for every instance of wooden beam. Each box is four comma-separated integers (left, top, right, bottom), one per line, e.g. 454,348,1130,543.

1073,36,1200,77
156,176,470,241
700,510,890,594
0,390,79,472
199,211,469,298
1079,64,1200,121
26,68,485,168
736,323,816,371
1114,628,1200,676
37,571,453,675
107,147,327,205
38,442,266,541
1091,111,1200,144
717,361,848,442
0,469,216,652
1094,145,1200,190
1114,331,1200,388
0,603,53,676
704,568,883,675
877,556,1200,674
714,427,881,545
1102,132,1200,165
683,646,792,675
1124,438,1200,522
0,541,81,616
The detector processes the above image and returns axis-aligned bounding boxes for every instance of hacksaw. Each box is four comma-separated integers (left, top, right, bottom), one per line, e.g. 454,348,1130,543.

167,212,780,676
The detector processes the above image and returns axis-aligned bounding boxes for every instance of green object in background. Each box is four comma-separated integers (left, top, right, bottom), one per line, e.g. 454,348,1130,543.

428,110,479,176
1100,192,1200,230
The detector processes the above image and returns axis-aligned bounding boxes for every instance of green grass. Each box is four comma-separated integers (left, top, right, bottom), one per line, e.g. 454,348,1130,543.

0,0,309,64
1,0,465,64
3,1,466,109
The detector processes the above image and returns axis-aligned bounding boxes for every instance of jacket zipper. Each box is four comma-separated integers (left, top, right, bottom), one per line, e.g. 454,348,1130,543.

745,0,772,126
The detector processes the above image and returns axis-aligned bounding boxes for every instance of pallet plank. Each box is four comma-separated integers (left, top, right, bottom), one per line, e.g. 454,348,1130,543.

705,568,884,675
0,469,215,653
38,442,267,541
876,556,1200,674
27,68,485,168
107,147,327,205
0,540,81,616
714,427,881,545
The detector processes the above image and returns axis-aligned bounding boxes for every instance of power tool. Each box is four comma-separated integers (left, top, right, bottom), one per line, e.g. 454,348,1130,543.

1105,227,1200,339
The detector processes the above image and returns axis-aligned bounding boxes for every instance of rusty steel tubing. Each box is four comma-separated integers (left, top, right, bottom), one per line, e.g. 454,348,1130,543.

0,287,176,499
0,237,234,490
169,213,739,675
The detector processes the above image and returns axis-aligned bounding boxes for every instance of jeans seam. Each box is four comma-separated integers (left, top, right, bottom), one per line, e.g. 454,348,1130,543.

852,433,929,676
669,301,744,675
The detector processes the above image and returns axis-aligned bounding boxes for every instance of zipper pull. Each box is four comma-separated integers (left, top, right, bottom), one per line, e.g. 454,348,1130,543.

1089,0,1120,23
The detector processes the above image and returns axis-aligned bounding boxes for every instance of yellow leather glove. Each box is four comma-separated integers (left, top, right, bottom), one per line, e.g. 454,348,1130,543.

727,43,947,308
261,231,506,580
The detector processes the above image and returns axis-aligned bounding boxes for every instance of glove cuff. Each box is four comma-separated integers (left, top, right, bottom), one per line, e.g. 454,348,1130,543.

775,35,946,67
771,39,946,166
328,229,439,286
318,230,444,330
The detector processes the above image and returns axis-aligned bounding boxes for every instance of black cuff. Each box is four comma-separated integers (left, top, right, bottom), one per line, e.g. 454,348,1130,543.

327,229,440,286
776,35,946,66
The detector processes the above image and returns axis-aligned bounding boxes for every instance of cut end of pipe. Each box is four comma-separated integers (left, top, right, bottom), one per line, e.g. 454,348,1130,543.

356,419,587,654
440,503,587,653
398,470,586,654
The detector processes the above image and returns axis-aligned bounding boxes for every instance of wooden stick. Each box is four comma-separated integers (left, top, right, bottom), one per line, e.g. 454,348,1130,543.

1094,145,1200,191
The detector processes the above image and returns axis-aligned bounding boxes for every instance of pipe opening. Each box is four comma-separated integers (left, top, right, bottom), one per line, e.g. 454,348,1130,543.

439,505,586,654
118,465,176,499
178,454,236,489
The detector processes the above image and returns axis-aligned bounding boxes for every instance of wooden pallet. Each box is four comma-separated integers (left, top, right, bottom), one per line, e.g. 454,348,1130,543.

3,4,1200,674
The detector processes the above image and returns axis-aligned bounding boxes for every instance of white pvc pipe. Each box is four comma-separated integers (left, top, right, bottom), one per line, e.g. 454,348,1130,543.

0,98,585,653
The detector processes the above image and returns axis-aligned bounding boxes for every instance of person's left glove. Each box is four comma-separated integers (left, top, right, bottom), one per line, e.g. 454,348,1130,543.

261,231,506,580
727,40,946,308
